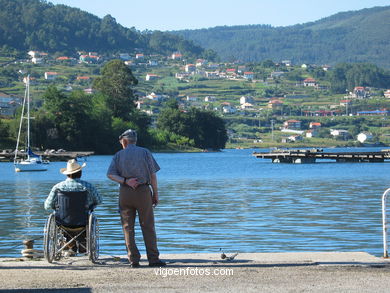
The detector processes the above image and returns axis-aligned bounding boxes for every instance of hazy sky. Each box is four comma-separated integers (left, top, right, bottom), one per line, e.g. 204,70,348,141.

49,0,389,31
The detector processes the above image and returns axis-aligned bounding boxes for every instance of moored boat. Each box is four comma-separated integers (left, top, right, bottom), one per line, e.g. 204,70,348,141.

14,76,49,172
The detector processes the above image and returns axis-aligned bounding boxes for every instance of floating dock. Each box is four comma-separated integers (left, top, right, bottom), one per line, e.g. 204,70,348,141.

0,150,94,162
253,148,390,163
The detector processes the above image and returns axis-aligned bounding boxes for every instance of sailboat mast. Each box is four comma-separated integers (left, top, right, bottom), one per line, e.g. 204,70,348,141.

26,76,30,155
14,76,28,162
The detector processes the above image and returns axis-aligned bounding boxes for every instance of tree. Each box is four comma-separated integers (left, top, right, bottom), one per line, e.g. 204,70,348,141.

93,59,138,120
157,102,228,150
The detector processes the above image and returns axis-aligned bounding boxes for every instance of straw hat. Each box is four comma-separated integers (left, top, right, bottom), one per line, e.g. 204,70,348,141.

60,159,86,175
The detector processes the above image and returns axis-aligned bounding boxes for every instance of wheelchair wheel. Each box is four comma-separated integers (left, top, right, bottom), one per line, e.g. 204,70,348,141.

87,213,99,263
44,213,59,263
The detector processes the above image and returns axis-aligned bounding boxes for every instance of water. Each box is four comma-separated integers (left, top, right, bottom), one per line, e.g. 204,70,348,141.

0,148,389,258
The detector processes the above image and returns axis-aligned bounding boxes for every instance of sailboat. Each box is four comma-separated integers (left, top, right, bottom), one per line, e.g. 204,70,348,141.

14,76,48,172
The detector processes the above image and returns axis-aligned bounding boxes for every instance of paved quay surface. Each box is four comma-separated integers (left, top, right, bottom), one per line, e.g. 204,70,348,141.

1,252,390,292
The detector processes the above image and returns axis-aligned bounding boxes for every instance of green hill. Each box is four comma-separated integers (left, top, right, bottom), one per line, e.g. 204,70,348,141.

0,0,207,58
173,6,390,67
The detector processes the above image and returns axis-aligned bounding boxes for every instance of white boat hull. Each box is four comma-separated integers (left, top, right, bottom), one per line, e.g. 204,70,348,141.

14,160,48,172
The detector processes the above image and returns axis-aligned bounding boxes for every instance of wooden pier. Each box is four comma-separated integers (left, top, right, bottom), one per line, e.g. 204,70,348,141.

253,148,390,163
0,150,94,162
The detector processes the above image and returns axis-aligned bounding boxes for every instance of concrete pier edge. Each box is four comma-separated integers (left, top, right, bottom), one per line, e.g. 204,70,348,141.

2,252,390,292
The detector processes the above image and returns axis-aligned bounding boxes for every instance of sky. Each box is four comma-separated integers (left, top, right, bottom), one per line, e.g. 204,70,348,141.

48,0,390,31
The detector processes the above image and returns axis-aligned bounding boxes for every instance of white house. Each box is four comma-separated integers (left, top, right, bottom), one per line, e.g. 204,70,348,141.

309,122,321,129
31,57,43,64
145,74,159,81
44,72,58,80
196,59,207,67
147,92,162,101
185,64,196,73
240,96,253,105
204,96,216,102
222,105,237,114
330,129,350,139
119,53,132,61
306,129,318,138
303,78,317,87
283,120,301,130
171,52,182,60
357,132,373,143
186,96,198,102
241,102,254,110
243,72,254,79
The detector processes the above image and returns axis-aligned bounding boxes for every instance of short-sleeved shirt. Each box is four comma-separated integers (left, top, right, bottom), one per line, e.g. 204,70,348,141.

44,178,102,211
107,144,160,184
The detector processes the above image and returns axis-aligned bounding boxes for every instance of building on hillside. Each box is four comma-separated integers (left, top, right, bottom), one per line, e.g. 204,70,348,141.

303,110,338,116
226,68,236,75
119,53,132,61
357,110,389,116
267,99,284,109
196,59,207,67
79,54,100,64
171,52,183,60
384,90,390,98
0,92,21,117
175,73,190,80
270,71,285,78
340,99,352,107
241,102,254,110
147,92,162,101
204,96,216,102
306,129,319,138
240,96,254,105
352,87,368,99
222,105,237,114
44,72,58,80
237,66,247,74
205,71,220,79
76,76,90,81
243,72,254,79
357,132,373,143
135,53,144,59
186,96,198,102
149,60,158,66
330,129,350,139
145,74,159,81
283,119,301,130
309,122,321,129
185,64,196,73
303,78,317,87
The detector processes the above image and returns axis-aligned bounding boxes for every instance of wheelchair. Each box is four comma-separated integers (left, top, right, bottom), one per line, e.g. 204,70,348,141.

43,190,99,263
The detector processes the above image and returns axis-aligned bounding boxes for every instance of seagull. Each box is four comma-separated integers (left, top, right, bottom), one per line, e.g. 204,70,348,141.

220,248,239,261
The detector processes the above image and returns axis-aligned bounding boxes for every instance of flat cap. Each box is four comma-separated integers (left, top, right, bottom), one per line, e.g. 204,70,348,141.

119,129,137,140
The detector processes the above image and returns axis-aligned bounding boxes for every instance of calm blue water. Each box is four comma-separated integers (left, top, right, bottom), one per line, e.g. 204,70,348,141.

0,148,389,258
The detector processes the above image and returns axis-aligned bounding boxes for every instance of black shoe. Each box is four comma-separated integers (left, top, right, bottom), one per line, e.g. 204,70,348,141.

149,260,166,267
131,262,141,268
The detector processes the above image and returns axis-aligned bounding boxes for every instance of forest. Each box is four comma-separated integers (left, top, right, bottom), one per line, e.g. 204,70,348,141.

0,0,211,59
173,6,390,67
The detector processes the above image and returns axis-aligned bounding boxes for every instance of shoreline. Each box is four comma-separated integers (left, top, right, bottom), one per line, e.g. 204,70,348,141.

1,252,390,292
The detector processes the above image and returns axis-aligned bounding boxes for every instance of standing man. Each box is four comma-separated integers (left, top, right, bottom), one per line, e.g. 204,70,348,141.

107,129,166,268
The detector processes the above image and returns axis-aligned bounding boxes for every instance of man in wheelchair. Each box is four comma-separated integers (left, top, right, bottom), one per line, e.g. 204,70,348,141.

44,159,102,257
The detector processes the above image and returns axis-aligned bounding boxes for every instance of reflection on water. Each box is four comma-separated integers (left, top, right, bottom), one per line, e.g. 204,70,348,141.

0,149,389,257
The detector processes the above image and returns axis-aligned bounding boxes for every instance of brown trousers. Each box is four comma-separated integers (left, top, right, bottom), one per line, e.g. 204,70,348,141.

119,184,159,263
